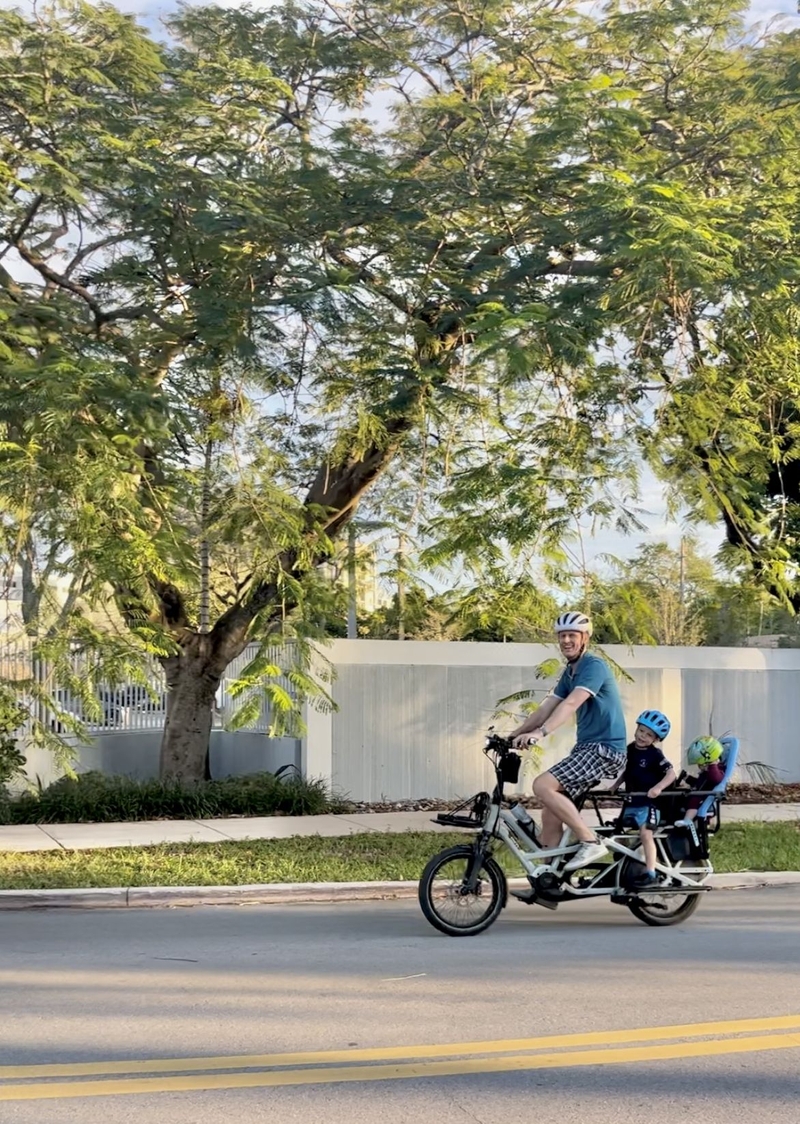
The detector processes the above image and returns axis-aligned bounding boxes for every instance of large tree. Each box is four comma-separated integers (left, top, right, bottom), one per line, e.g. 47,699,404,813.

1,0,789,778
631,24,800,606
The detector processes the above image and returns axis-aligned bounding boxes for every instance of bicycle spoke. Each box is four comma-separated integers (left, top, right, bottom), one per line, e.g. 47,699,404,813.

429,859,493,928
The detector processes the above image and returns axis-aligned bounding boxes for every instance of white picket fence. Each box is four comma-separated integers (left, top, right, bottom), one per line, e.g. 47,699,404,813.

0,639,297,735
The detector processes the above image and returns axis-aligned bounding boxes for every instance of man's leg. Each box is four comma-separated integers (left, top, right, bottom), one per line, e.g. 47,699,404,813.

539,806,565,849
533,772,596,846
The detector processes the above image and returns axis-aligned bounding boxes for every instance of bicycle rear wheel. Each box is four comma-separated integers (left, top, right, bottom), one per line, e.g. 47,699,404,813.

418,845,506,936
628,892,702,927
627,860,711,927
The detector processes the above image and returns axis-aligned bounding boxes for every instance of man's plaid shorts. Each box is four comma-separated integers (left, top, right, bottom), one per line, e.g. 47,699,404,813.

549,742,626,800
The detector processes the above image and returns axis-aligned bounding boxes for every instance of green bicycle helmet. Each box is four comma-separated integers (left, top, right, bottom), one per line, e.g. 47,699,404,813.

687,735,724,768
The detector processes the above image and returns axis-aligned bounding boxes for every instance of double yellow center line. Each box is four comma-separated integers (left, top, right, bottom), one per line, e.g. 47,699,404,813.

3,1014,800,1101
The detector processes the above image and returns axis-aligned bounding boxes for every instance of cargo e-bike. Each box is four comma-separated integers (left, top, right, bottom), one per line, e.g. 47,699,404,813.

418,731,737,936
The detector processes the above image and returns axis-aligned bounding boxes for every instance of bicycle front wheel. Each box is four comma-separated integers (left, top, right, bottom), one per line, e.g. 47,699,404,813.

418,844,506,937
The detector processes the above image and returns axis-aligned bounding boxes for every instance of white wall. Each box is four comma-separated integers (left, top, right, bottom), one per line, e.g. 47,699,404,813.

20,732,301,788
17,640,798,798
309,641,800,801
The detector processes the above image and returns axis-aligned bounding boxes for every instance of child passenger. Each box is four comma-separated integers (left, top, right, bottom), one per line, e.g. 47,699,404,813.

610,710,676,888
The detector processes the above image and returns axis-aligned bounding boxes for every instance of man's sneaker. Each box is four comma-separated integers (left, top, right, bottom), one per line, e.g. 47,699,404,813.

563,840,608,871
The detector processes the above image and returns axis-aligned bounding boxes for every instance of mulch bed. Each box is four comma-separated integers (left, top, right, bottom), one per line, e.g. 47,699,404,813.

723,783,800,805
342,783,800,814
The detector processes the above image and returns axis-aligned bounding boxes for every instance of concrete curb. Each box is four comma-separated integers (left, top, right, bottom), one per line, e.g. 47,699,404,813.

1,872,799,910
0,881,419,910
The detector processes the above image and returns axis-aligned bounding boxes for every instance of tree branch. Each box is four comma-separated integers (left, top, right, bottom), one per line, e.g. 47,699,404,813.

14,238,188,338
15,238,106,322
63,233,132,279
2,193,44,258
323,243,413,316
209,387,427,662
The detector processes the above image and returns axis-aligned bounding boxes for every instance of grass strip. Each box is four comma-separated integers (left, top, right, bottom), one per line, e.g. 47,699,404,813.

1,822,798,891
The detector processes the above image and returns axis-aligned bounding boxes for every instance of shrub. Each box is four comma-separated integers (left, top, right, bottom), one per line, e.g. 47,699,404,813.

0,692,28,788
4,770,344,824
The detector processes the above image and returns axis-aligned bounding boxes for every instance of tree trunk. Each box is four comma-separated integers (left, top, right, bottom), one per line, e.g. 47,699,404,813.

141,388,430,779
159,635,224,781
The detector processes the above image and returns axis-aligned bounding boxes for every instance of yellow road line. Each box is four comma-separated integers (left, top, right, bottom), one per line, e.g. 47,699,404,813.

2,1031,800,1101
2,1014,800,1081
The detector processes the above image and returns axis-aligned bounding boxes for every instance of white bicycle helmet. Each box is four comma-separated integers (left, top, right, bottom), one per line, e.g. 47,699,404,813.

554,611,593,637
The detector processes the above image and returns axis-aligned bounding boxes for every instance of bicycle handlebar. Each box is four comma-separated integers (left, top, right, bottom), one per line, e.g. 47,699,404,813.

484,732,515,754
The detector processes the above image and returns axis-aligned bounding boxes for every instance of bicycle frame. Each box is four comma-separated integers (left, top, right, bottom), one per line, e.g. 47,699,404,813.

483,804,712,896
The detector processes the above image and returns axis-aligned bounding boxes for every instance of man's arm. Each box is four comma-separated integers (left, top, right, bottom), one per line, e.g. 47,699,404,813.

513,687,590,745
608,767,626,794
536,687,590,737
510,694,561,739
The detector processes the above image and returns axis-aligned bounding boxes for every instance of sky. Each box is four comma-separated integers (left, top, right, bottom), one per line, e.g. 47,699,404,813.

3,0,798,569
67,0,800,33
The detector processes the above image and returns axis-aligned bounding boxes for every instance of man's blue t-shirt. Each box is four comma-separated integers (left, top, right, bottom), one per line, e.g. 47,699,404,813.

552,652,626,752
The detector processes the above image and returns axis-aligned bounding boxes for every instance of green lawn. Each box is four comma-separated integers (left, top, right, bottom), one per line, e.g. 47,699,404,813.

0,823,798,891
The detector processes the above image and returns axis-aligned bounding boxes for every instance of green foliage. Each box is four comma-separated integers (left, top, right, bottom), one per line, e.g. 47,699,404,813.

223,639,332,736
357,588,460,640
444,577,561,643
588,539,800,647
3,0,800,774
1,769,342,825
591,539,715,646
634,28,800,605
1,824,798,890
0,687,27,786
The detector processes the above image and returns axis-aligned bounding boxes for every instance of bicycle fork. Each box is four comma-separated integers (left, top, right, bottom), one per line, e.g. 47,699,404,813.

463,834,491,892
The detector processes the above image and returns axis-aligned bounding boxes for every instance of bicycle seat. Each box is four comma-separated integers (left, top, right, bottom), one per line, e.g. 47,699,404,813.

693,736,739,821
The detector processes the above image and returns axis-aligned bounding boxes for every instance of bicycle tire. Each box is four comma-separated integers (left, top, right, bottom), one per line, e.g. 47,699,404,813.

418,844,506,937
627,892,702,927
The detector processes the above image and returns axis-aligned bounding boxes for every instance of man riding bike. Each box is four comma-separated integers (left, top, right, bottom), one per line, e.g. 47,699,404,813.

511,611,626,870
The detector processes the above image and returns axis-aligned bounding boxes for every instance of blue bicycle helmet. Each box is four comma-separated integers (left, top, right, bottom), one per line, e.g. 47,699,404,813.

636,709,671,741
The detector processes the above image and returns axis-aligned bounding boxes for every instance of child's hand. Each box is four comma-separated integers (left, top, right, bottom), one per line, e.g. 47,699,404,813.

647,786,661,799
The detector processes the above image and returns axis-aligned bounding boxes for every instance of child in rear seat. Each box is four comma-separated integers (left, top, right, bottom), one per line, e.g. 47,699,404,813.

674,736,726,841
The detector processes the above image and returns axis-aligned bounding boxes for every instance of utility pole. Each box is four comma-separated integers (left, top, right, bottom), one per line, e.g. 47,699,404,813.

199,437,213,633
347,523,358,639
396,532,406,641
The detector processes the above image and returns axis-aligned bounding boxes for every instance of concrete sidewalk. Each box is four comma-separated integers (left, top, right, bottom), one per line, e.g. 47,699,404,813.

1,803,798,853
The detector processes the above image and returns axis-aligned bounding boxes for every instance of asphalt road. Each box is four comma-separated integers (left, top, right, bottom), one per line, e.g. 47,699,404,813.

1,886,799,1123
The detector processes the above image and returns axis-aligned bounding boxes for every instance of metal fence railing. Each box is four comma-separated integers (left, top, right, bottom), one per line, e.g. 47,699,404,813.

0,638,297,735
